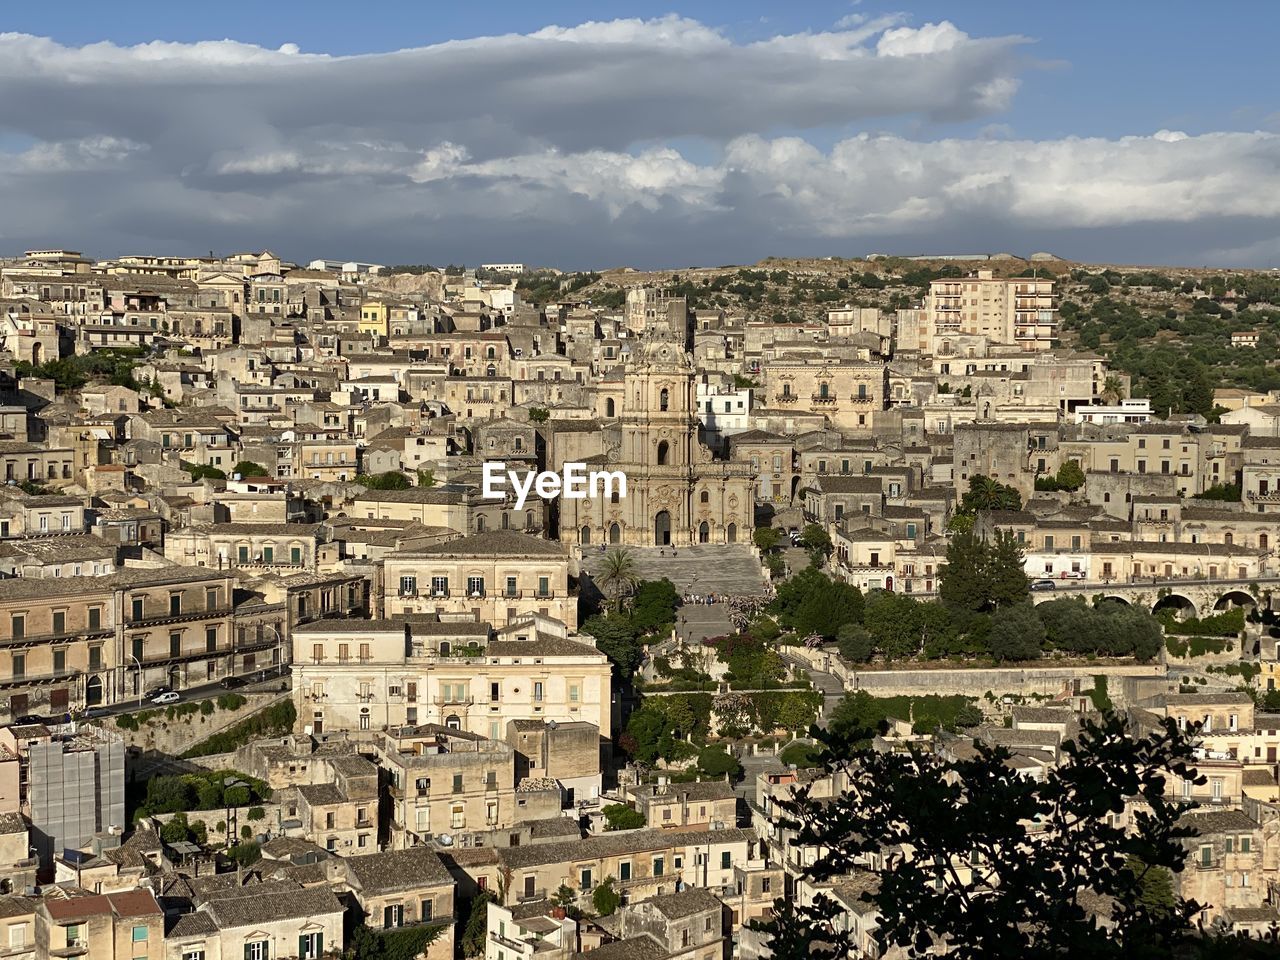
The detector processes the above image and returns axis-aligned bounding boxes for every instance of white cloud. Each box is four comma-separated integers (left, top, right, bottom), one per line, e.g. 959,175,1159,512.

0,18,1273,267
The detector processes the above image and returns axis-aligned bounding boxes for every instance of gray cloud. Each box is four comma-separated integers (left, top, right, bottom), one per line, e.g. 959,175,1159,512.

0,18,1275,268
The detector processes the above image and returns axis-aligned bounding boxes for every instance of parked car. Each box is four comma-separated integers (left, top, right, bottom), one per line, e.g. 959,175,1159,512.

151,691,181,705
145,685,172,700
1030,579,1057,592
219,676,246,689
13,714,45,725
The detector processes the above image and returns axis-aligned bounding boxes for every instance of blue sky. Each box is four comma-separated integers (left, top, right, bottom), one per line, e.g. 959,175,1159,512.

0,2,1277,268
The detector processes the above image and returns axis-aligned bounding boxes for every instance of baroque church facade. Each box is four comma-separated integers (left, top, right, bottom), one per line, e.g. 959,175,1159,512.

557,328,756,548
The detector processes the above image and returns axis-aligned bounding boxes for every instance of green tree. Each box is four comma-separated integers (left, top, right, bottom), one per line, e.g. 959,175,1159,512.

461,892,497,957
602,803,646,831
233,461,269,477
581,615,642,680
799,523,833,559
836,623,874,662
939,531,989,612
592,877,622,917
753,527,783,552
987,603,1045,662
1055,459,1086,491
987,530,1030,608
1101,375,1125,405
356,471,412,490
416,469,436,488
596,548,639,611
698,745,743,780
755,713,1216,960
528,407,550,423
960,474,1023,514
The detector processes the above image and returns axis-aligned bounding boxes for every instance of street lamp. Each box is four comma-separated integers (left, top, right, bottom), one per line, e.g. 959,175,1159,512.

127,654,143,708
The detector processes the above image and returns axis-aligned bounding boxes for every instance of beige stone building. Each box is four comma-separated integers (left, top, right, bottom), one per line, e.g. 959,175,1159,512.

291,614,611,740
760,358,887,435
381,530,575,628
557,330,754,548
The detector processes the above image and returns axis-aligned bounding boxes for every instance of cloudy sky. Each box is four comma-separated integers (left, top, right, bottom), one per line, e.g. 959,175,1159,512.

2,1,1278,269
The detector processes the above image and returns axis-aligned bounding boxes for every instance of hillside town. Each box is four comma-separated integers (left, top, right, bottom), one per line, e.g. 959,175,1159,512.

2,245,1280,958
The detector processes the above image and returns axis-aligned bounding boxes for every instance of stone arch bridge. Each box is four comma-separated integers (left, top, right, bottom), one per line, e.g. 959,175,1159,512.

1028,576,1280,620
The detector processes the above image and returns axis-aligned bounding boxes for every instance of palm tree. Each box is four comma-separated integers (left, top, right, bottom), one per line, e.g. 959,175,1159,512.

1101,374,1125,406
596,547,639,612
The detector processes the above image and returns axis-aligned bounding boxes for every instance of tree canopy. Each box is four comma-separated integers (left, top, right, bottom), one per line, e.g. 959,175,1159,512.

753,712,1265,960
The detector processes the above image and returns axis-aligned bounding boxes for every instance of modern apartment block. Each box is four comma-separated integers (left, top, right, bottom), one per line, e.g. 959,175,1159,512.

926,270,1056,352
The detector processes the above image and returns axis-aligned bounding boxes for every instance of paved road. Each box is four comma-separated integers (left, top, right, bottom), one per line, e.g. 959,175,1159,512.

37,667,292,726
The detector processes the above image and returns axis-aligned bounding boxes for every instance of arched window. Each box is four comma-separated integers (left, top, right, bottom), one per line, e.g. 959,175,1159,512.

446,714,461,730
606,398,615,417
698,521,710,543
1262,533,1270,550
580,526,591,545
476,515,486,532
657,441,670,466
487,346,496,359
609,523,621,544
659,388,669,411
440,641,451,656
700,490,709,504
726,522,737,543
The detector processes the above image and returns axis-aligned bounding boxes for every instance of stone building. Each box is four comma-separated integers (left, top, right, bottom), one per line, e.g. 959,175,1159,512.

557,329,755,548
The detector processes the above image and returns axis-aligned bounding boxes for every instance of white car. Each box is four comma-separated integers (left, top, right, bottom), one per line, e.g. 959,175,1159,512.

151,691,181,705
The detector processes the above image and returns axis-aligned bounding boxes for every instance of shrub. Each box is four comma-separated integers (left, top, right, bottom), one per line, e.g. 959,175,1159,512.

199,700,215,716
602,803,646,831
247,806,266,822
183,700,296,758
697,746,743,780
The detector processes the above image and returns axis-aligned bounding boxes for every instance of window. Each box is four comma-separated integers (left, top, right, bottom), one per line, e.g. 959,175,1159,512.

453,773,463,793
183,949,205,960
533,682,544,702
580,868,592,891
431,576,449,596
64,925,83,948
620,861,632,881
299,933,323,959
9,615,22,641
467,576,485,597
52,611,65,635
420,899,433,922
538,576,550,598
400,575,417,597
170,631,182,658
653,856,664,877
133,925,149,942
721,851,731,869
169,593,182,616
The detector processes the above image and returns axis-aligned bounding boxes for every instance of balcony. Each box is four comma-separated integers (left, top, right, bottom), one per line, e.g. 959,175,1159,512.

126,606,234,629
773,393,798,404
810,394,837,406
433,697,475,708
0,668,79,689
0,626,113,649
489,932,528,953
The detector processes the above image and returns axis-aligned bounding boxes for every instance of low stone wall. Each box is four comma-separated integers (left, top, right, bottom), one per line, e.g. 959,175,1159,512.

101,691,290,756
846,664,1163,701
149,801,287,847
